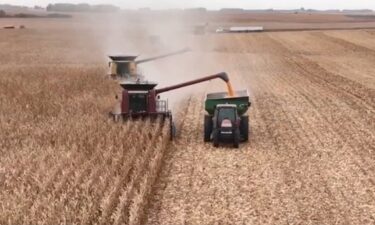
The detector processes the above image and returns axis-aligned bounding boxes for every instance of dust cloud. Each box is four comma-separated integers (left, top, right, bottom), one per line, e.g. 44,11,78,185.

78,9,224,109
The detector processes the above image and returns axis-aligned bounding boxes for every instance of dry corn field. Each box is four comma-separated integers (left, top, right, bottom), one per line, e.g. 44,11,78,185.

1,15,375,225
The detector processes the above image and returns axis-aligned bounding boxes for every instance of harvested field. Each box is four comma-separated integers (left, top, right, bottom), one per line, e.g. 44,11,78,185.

0,13,375,225
146,32,375,224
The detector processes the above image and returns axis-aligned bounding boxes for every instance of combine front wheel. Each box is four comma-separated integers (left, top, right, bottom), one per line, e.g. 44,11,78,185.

204,115,213,142
109,112,122,122
240,115,249,142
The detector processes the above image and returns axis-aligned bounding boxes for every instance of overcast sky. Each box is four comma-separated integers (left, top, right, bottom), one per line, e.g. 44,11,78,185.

1,0,375,10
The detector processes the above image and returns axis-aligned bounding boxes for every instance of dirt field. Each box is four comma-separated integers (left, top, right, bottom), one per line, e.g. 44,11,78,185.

0,13,374,225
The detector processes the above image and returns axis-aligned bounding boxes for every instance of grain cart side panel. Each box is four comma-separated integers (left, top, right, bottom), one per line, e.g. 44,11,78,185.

205,90,250,115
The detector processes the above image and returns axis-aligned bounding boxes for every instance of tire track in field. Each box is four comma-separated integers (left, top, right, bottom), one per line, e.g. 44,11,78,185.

265,34,375,117
326,31,375,51
266,32,375,98
238,54,347,223
274,64,375,224
147,37,328,224
313,32,375,57
145,97,205,224
216,33,369,221
143,96,194,223
270,59,374,211
144,32,375,225
151,53,266,224
266,36,375,170
247,35,375,223
292,56,375,111
258,61,373,222
254,35,375,160
273,31,375,89
222,46,347,223
265,33,375,172
273,58,375,175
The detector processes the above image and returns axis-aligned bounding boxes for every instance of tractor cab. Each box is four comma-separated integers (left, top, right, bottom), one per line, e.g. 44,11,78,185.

214,104,239,130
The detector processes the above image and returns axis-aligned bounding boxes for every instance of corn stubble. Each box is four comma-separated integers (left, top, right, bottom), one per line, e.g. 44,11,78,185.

0,65,170,224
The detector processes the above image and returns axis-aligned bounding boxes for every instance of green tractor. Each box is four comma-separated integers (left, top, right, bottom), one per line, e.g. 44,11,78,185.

204,90,251,148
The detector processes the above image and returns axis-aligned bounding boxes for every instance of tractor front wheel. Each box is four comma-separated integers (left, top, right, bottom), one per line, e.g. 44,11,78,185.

233,129,240,148
240,115,249,142
204,115,213,142
213,130,219,147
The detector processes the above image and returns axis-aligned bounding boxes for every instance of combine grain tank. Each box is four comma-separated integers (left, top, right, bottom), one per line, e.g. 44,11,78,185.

108,48,190,81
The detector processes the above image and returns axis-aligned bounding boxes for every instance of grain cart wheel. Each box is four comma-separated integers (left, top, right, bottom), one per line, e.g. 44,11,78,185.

204,115,213,142
240,115,249,142
233,129,240,148
213,130,220,147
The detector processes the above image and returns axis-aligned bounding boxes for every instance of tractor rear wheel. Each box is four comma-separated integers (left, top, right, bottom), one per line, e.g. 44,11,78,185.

233,129,240,148
204,115,213,142
213,130,219,147
240,115,249,142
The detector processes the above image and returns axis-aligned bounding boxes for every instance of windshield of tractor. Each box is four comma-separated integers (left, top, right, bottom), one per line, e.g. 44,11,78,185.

217,107,236,123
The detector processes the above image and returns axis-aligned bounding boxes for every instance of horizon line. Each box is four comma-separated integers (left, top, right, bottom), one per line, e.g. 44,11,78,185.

1,3,375,11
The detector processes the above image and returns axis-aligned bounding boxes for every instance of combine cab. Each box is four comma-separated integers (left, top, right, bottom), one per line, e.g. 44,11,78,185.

108,48,191,139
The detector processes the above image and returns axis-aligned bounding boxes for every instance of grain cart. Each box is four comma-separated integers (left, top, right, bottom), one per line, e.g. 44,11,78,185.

204,90,251,148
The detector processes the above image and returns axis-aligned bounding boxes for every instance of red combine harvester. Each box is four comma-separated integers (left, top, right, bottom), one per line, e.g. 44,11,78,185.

108,49,231,139
111,73,230,139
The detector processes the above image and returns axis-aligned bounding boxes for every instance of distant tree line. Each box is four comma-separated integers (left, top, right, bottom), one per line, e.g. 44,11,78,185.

220,8,244,13
184,8,207,13
46,3,120,12
0,9,71,18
